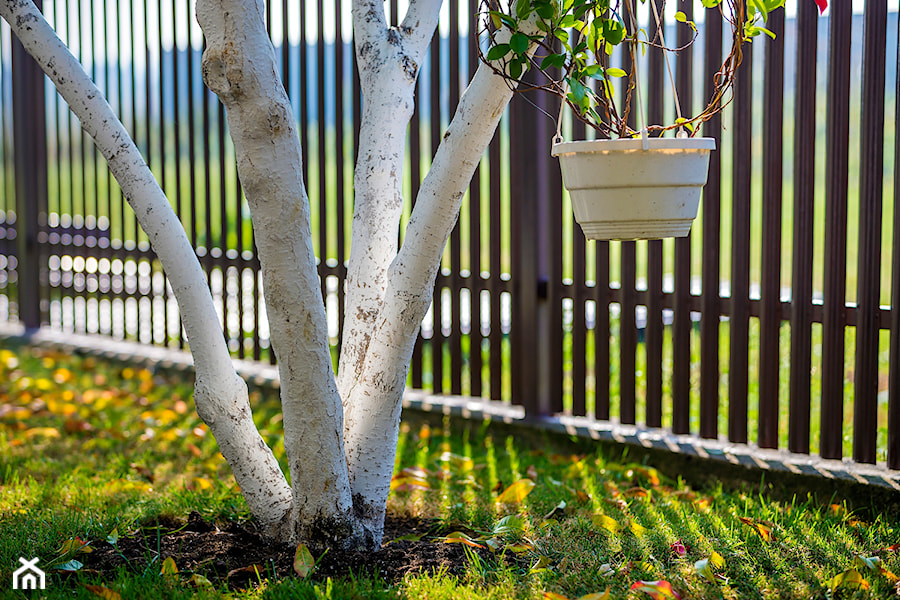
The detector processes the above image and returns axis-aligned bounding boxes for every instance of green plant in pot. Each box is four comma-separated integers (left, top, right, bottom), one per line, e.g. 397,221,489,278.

478,0,789,240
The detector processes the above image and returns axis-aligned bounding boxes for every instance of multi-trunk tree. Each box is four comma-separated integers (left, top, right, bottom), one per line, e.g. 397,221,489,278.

2,0,779,551
1,0,538,550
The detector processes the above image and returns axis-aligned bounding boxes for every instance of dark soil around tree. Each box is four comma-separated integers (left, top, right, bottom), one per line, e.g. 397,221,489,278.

83,512,479,590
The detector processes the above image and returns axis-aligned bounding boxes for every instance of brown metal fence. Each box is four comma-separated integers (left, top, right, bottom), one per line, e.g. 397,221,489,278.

0,1,898,471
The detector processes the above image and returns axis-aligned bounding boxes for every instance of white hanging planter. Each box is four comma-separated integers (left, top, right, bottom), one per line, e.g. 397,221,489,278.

552,137,716,241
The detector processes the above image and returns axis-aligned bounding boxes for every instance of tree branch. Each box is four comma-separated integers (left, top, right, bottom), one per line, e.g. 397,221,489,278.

196,0,365,547
342,22,543,541
338,4,441,402
351,0,388,64
0,0,294,535
399,0,444,58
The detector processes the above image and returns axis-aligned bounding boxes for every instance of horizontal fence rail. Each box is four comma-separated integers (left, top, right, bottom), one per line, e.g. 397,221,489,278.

0,1,898,472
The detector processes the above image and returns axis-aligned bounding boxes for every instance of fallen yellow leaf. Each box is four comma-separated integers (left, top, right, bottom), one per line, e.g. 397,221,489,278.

496,478,535,503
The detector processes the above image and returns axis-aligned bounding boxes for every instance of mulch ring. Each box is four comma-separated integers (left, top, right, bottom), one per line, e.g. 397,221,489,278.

81,512,484,589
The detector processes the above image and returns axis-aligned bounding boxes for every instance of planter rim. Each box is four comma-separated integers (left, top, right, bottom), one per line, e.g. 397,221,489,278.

552,137,716,157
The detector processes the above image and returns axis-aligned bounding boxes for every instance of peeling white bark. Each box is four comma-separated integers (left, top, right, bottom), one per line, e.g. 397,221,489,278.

0,0,293,536
196,0,365,548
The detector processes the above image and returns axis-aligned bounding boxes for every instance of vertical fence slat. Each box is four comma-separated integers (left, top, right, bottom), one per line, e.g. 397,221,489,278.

281,0,289,93
467,0,483,398
760,9,785,450
11,0,46,330
509,93,536,410
697,8,722,439
853,0,887,465
548,94,564,414
489,128,502,401
595,242,611,420
316,1,327,303
449,0,463,395
510,78,558,415
618,0,638,426
410,57,424,390
572,119,587,417
820,1,851,460
672,0,693,429
787,1,817,452
726,31,752,443
645,0,664,429
430,32,443,394
301,3,310,188
335,0,346,354
172,0,186,348
620,241,637,424
889,14,900,471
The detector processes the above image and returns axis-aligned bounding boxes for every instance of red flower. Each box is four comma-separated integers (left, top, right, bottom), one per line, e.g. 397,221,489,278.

814,0,828,14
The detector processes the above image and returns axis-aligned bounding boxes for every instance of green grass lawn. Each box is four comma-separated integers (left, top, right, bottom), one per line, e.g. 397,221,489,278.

1,343,899,599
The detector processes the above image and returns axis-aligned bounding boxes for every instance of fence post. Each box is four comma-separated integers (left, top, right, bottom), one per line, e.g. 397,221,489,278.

509,79,560,418
11,0,47,331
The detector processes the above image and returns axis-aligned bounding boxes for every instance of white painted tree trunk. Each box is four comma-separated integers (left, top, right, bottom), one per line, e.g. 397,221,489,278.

195,0,367,548
0,0,294,538
3,0,541,551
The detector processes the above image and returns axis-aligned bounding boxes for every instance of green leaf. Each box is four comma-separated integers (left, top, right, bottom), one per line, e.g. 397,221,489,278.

492,11,519,29
554,28,570,44
515,0,532,20
749,0,768,20
535,1,556,19
700,0,722,7
674,11,687,22
510,32,530,55
605,67,627,78
106,527,119,545
540,54,567,70
569,79,587,103
486,44,511,61
602,18,626,46
829,568,869,593
56,559,84,572
493,514,527,535
582,64,604,79
293,543,315,578
509,59,523,79
489,11,502,29
852,555,883,573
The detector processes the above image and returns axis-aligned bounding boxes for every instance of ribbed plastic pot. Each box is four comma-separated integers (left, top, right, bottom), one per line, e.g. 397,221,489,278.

551,137,716,241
